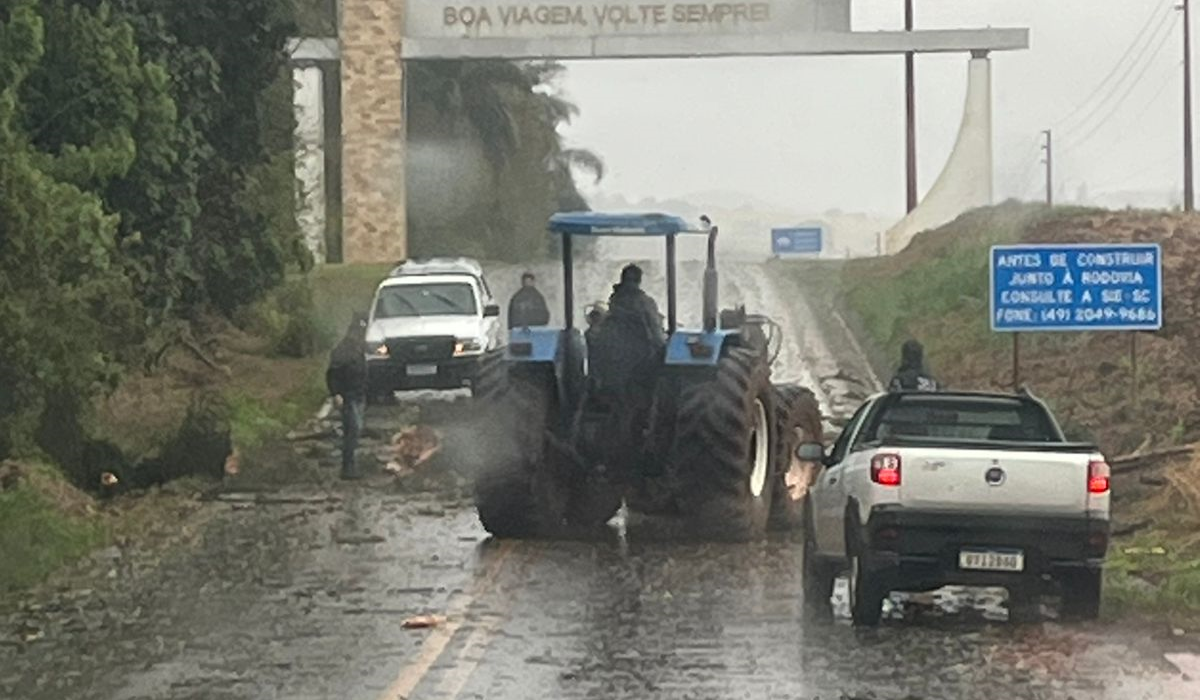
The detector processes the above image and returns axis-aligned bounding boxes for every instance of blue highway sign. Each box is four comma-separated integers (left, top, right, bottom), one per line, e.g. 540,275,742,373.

772,227,822,255
990,243,1162,332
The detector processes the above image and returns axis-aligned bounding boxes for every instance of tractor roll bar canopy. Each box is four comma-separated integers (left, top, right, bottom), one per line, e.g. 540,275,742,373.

547,212,705,237
546,212,718,333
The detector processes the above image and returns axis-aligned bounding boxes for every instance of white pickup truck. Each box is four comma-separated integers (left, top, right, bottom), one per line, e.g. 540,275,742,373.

801,390,1111,626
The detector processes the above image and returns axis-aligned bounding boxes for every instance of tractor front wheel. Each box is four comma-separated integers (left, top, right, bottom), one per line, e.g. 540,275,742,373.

769,384,823,531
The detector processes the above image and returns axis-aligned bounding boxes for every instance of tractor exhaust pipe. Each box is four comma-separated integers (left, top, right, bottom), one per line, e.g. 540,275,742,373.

701,216,718,332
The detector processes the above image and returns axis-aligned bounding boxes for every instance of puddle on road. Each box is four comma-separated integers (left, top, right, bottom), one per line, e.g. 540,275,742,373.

830,576,1011,623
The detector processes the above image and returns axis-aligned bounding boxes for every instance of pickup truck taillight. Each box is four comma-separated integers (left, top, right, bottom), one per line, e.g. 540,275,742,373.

1087,460,1111,494
871,454,902,486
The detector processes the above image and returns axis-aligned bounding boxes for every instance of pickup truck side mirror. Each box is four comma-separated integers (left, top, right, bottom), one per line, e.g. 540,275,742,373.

795,442,825,462
483,304,501,318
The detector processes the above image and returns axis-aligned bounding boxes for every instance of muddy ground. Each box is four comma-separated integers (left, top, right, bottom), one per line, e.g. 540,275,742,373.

3,260,1198,699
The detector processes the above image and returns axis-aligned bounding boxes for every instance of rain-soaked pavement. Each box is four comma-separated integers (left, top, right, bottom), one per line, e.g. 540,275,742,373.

3,260,1198,699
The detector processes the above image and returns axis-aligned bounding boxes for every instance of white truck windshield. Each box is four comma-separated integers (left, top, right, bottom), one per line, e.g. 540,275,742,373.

375,283,477,318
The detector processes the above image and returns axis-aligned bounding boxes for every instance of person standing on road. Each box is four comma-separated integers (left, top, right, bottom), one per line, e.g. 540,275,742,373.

326,314,368,480
507,271,551,329
888,339,939,392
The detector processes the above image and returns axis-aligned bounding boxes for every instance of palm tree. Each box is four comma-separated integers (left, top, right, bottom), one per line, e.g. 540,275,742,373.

406,59,604,259
408,60,530,170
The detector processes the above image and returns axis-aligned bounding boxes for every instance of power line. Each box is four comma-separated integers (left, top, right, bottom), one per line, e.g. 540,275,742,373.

1058,7,1179,141
1086,153,1177,193
1101,60,1183,154
1052,0,1174,129
1060,14,1180,155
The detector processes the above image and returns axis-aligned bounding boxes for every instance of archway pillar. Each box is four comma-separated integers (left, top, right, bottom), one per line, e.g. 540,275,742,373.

341,0,407,263
884,51,994,254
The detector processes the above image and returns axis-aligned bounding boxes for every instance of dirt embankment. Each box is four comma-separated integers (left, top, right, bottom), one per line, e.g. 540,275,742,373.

791,203,1200,618
838,204,1200,457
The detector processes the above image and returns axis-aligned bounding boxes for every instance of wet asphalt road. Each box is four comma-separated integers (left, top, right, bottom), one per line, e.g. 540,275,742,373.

3,475,1196,700
3,261,1198,699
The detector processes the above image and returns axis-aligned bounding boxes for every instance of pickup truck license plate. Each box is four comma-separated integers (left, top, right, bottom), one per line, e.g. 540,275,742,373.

406,364,438,377
959,549,1024,572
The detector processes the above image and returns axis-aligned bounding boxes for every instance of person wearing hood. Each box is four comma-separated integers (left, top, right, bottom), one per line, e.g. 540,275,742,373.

326,313,369,479
889,339,939,392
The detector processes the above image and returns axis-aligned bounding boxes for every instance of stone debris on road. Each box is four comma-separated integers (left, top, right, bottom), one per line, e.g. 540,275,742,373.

401,614,447,630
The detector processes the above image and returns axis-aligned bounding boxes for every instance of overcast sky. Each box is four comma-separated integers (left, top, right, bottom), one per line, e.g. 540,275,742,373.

556,0,1190,216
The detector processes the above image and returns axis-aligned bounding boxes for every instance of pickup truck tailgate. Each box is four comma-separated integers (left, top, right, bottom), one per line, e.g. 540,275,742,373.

895,447,1089,514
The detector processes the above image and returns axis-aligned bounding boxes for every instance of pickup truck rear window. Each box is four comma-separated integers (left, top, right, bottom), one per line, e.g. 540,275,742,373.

860,395,1059,443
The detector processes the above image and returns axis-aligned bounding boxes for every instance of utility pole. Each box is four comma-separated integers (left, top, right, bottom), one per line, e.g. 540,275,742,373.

1184,0,1195,211
905,0,918,213
1042,129,1053,206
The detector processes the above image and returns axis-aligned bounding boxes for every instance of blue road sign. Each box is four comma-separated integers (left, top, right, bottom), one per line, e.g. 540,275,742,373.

990,243,1162,332
772,227,822,255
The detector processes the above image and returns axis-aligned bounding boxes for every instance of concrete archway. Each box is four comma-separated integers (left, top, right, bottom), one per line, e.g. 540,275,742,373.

294,1,1026,263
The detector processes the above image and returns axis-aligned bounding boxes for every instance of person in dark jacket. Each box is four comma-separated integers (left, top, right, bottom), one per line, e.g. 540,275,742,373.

607,264,663,348
507,272,551,329
584,301,607,354
326,314,369,479
888,339,939,392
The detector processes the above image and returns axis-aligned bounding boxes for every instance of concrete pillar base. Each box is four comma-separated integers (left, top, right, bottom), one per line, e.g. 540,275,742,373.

884,54,993,254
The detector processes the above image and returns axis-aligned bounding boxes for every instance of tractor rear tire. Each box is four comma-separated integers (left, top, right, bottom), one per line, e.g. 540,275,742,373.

565,468,623,529
669,347,775,541
768,384,823,531
473,361,568,538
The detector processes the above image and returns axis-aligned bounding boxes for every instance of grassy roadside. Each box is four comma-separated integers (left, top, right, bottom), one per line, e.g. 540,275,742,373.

1106,535,1200,622
1103,452,1200,624
778,202,1200,622
0,264,389,594
0,465,106,591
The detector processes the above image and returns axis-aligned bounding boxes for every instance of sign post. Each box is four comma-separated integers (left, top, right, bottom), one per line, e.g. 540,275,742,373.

1131,332,1139,409
990,243,1163,395
1012,333,1020,390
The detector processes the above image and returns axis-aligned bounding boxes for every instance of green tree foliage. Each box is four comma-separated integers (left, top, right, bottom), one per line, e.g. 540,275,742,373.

0,0,141,457
0,0,301,465
99,0,302,315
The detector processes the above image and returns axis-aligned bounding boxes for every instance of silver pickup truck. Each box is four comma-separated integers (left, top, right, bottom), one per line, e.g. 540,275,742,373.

801,391,1111,625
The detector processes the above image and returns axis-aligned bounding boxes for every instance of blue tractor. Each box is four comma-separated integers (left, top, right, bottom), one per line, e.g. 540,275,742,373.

473,213,822,540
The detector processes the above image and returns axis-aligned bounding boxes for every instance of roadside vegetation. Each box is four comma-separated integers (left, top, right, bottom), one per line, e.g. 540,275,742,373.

0,264,385,593
784,201,1200,621
2,0,598,591
0,0,303,475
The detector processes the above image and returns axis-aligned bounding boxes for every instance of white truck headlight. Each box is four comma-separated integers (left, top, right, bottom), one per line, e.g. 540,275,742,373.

454,338,485,356
366,341,388,357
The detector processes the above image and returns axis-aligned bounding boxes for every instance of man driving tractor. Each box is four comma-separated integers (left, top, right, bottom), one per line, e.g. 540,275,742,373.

606,264,664,349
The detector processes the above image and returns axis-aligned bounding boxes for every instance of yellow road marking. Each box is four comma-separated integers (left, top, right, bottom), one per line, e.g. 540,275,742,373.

377,541,516,700
431,609,508,699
